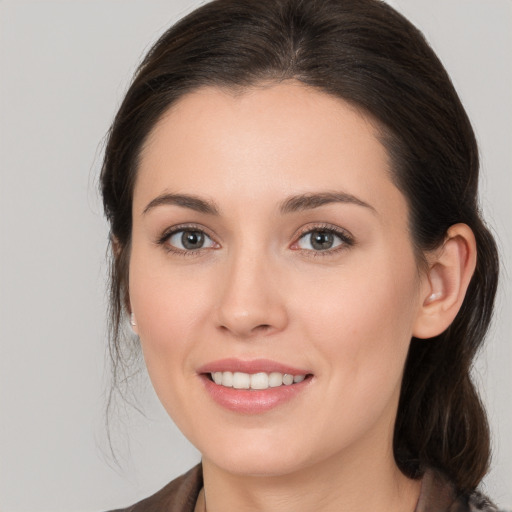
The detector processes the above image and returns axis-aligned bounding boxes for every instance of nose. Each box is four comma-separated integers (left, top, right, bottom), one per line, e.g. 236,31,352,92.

215,249,289,339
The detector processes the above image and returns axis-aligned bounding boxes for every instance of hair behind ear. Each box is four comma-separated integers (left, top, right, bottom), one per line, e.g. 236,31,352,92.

395,218,499,492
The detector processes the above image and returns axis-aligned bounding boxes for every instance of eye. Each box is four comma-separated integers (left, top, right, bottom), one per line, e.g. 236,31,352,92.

294,228,352,252
165,229,217,251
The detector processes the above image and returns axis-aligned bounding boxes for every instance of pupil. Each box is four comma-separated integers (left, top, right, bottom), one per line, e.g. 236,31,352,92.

182,231,204,249
311,231,333,250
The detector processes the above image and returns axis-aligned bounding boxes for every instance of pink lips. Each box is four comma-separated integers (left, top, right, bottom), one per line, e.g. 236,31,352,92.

197,358,310,376
197,358,312,414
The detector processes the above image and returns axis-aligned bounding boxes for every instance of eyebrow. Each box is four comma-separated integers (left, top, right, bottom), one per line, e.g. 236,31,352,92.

143,193,220,215
279,192,376,215
142,191,375,216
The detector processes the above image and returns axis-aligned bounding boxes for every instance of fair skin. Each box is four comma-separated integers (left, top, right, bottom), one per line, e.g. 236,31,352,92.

128,82,476,512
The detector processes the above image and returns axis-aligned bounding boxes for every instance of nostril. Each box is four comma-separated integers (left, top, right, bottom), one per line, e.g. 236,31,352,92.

215,296,289,337
217,322,274,337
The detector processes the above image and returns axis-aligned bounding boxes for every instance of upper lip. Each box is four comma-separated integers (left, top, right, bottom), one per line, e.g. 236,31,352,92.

197,358,311,375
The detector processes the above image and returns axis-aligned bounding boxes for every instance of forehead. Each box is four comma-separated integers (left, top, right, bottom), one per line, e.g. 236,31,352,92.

135,82,404,222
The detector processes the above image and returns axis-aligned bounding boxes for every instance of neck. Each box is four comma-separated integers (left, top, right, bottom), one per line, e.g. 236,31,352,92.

200,443,421,512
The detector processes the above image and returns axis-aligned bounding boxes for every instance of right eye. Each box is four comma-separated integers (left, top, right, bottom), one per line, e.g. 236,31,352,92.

165,229,217,252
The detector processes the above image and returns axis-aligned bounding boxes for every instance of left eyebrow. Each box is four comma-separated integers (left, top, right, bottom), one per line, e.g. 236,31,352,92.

279,192,376,215
142,193,220,216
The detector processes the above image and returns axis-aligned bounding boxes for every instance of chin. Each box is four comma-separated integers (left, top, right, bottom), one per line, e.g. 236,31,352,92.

209,454,309,478
199,434,322,478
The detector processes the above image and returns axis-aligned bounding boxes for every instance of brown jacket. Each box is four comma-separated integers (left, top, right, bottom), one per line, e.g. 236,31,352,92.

109,464,502,512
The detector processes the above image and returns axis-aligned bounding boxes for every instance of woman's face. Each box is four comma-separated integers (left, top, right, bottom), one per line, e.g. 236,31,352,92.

129,82,428,477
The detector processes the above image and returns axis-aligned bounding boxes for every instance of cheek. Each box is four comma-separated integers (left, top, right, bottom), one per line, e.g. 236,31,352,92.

295,254,420,391
131,243,209,319
128,261,214,429
128,251,213,377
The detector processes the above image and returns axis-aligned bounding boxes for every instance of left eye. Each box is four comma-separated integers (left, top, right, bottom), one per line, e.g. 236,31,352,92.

296,229,346,251
167,230,216,251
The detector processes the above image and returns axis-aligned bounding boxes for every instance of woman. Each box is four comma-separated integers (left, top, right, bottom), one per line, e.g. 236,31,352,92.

101,0,503,510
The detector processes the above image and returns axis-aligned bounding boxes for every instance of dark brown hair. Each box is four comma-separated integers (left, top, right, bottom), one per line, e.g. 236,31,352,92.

100,0,499,492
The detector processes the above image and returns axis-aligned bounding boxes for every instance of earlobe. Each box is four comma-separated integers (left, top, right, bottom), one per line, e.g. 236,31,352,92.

413,224,477,339
111,235,136,333
130,311,139,334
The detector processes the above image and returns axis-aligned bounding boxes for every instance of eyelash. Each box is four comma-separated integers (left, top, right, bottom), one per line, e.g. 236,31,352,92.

156,223,354,257
292,223,355,257
156,223,218,257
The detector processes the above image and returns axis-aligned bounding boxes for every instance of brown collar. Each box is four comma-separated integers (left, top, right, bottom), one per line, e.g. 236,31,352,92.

109,464,500,512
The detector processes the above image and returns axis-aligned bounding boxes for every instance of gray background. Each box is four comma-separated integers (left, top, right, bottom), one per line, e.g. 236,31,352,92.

0,1,510,511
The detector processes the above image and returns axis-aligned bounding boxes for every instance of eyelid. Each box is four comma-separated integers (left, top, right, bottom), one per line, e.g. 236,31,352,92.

155,222,354,256
156,223,220,254
290,223,355,253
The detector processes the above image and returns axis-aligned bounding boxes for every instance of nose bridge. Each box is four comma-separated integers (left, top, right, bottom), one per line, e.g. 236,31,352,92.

216,240,288,338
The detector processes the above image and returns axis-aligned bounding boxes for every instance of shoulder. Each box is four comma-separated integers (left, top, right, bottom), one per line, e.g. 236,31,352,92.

454,490,506,512
418,468,505,512
107,464,203,512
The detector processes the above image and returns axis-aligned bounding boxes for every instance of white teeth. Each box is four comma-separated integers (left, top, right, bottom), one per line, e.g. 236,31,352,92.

268,372,283,387
282,374,294,385
222,371,233,387
233,372,250,389
210,371,307,390
250,372,269,390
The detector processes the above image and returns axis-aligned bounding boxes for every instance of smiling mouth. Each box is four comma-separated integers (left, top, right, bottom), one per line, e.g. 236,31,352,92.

199,361,313,413
208,371,310,390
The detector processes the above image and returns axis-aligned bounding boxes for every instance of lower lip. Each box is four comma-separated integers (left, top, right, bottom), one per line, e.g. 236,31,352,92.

200,374,312,414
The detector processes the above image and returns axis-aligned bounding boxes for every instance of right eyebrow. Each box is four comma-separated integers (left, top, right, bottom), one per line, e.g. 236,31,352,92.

142,193,220,216
279,191,376,215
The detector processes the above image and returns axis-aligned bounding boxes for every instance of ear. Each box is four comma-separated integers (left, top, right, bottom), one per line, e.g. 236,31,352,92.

111,235,138,333
129,312,139,334
413,223,477,339
111,234,122,258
